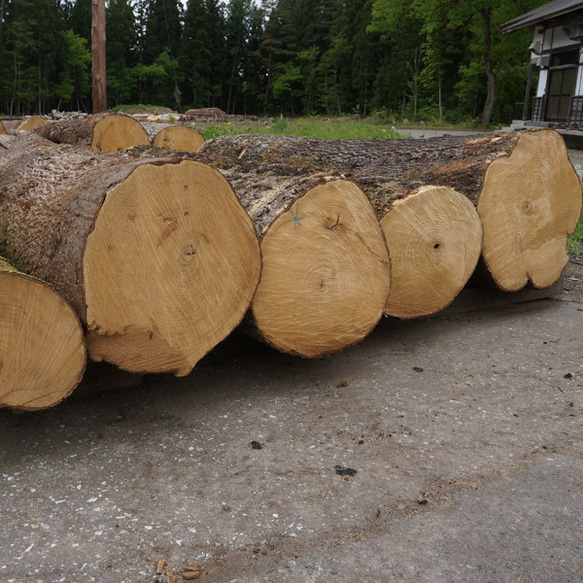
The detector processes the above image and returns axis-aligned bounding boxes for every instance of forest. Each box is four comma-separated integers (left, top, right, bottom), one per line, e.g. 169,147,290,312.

0,0,547,125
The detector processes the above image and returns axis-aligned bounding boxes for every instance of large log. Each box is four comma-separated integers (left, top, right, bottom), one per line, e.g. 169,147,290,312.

202,135,484,318
200,130,582,293
226,172,391,356
35,112,150,152
0,133,261,376
152,125,205,152
0,256,86,410
17,116,49,131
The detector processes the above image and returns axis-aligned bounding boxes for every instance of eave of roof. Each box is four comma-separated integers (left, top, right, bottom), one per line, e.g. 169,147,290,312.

500,0,583,34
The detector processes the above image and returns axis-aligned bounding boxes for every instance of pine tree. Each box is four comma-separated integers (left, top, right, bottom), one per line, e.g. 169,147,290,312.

181,0,217,108
107,0,138,106
140,0,183,65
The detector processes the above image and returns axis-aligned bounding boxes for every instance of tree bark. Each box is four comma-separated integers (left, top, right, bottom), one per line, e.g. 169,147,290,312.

200,129,582,294
201,135,485,317
152,125,205,152
220,171,391,356
91,0,107,113
0,132,261,376
35,112,150,152
0,256,86,410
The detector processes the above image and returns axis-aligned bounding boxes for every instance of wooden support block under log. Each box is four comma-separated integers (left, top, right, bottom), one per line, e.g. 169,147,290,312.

202,137,483,319
0,133,261,376
0,256,86,410
152,125,205,152
226,171,391,357
201,129,582,294
35,112,150,152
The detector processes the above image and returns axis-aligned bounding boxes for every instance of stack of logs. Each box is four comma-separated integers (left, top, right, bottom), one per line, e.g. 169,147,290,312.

0,112,581,410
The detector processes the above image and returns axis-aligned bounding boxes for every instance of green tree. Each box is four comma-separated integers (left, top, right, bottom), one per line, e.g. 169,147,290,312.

107,0,138,106
369,0,424,117
371,0,546,124
3,0,65,114
68,0,91,43
55,29,91,110
139,0,183,65
180,0,227,108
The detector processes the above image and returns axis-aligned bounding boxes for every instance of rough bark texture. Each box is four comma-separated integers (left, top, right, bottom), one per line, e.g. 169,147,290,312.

35,112,150,151
0,132,261,375
0,255,86,410
91,0,107,113
201,130,582,292
201,136,485,317
221,170,391,356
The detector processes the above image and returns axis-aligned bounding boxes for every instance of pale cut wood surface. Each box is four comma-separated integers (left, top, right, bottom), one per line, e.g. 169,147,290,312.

0,256,86,410
84,160,261,375
35,112,150,152
152,125,205,152
0,133,261,376
17,116,48,131
478,130,582,291
226,173,391,357
382,185,482,318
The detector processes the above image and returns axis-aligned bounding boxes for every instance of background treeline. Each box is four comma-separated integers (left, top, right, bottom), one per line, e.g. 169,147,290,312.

0,0,546,125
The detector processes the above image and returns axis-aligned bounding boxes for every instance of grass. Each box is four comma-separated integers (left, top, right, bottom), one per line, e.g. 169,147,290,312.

568,207,583,257
191,113,583,258
196,115,404,141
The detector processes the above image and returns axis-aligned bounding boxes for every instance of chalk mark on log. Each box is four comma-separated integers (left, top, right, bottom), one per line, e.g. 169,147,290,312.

287,205,305,228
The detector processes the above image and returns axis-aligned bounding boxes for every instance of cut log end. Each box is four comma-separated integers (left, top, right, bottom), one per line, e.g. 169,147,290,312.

152,125,205,152
17,116,48,132
478,130,583,291
91,114,150,152
0,259,86,410
252,179,391,357
84,160,261,375
382,185,483,319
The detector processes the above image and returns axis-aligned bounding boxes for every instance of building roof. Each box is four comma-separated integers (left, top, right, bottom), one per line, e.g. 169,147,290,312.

500,0,583,34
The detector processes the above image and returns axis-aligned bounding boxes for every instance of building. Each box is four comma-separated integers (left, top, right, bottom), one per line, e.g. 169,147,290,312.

501,0,583,126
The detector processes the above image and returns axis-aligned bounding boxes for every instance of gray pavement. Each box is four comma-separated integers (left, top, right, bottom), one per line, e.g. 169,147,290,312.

1,293,582,582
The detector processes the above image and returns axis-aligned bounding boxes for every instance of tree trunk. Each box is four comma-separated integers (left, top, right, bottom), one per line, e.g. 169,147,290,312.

200,130,582,294
0,120,6,134
479,7,496,127
0,256,86,410
0,132,261,376
152,125,205,152
35,112,150,152
220,171,391,356
91,0,107,113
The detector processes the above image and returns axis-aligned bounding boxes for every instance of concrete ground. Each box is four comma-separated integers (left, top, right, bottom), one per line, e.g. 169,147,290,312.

1,280,582,583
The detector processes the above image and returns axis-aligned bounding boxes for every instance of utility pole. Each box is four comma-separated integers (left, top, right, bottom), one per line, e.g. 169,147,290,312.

91,0,107,113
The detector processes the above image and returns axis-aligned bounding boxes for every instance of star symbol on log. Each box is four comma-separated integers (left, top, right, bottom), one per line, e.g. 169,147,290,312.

289,205,305,227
